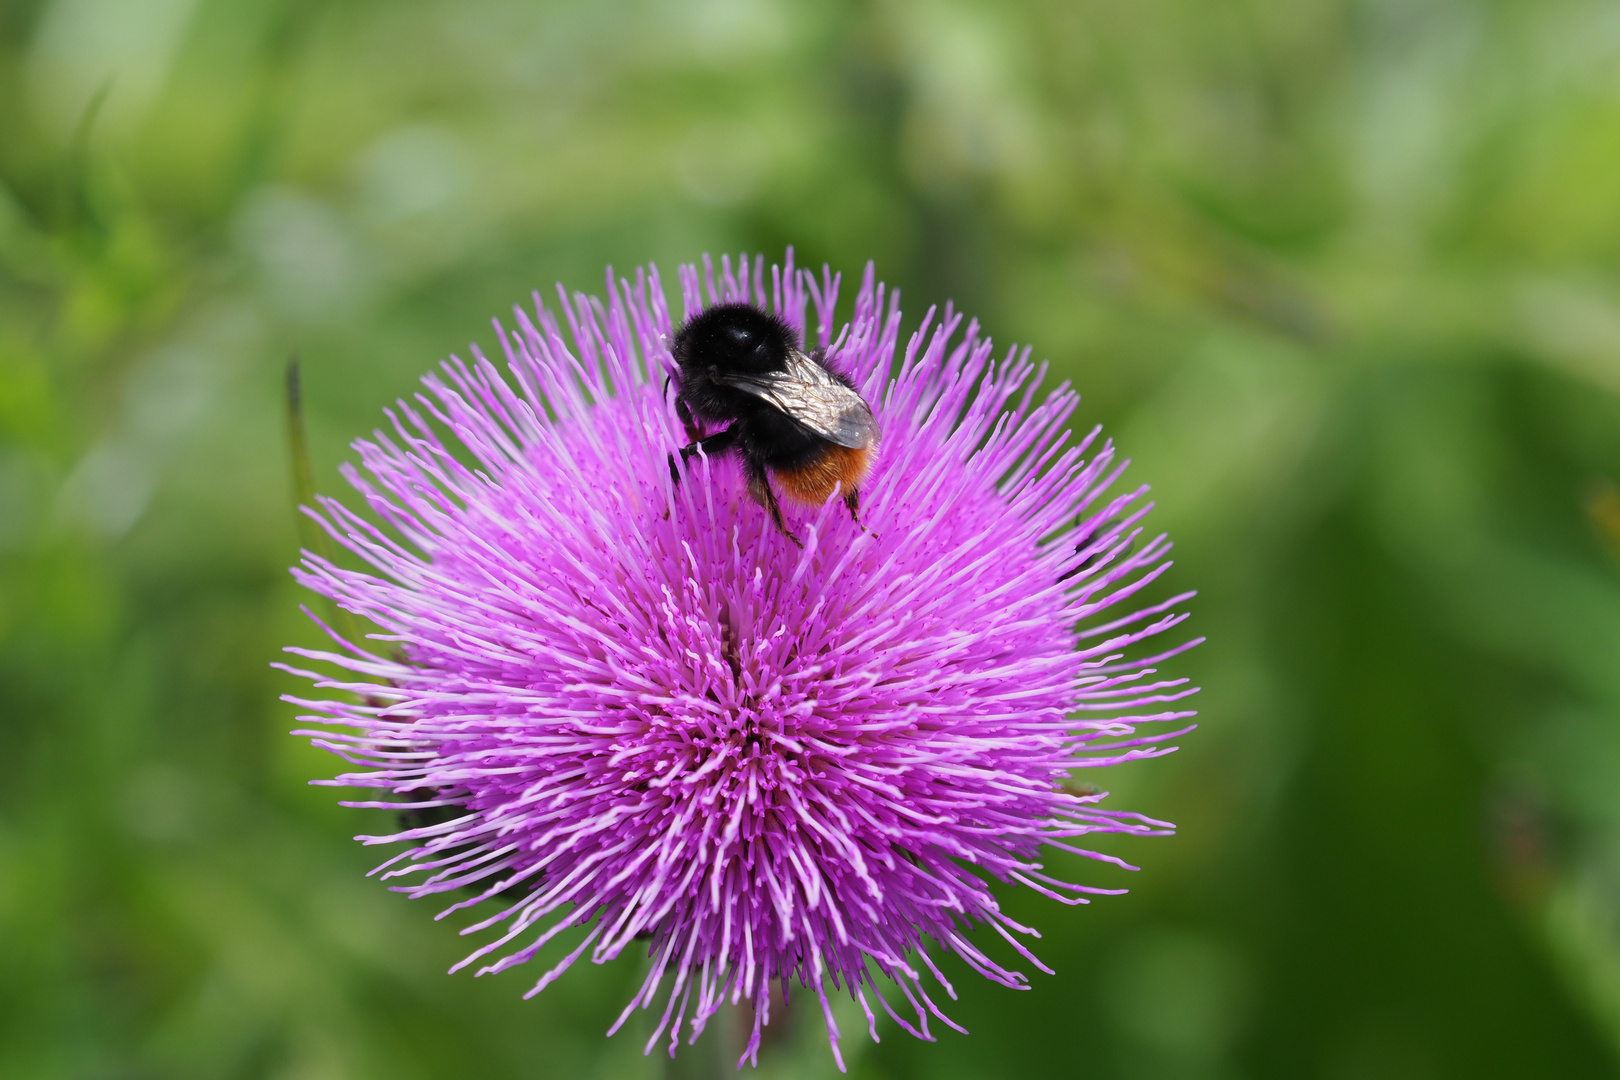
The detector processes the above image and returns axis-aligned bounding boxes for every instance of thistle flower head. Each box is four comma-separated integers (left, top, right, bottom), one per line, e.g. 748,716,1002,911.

283,252,1198,1069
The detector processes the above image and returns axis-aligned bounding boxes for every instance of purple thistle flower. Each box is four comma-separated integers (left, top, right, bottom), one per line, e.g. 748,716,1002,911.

282,251,1199,1070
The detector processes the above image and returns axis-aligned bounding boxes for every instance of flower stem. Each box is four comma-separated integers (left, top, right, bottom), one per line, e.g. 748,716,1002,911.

283,357,363,650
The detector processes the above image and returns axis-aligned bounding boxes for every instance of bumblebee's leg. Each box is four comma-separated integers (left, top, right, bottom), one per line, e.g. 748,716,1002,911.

843,487,876,537
745,456,802,547
668,426,737,486
673,391,702,443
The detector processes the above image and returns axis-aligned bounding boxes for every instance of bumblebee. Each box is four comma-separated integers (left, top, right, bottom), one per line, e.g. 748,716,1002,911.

669,302,878,544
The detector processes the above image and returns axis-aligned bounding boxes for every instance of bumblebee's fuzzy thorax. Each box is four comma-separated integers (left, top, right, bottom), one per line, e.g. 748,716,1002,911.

672,303,798,429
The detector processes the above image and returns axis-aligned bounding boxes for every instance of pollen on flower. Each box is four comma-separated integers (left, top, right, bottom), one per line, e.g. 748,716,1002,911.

280,251,1199,1071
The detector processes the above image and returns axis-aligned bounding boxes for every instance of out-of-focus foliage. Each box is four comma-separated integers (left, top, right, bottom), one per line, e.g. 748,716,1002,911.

4,0,1620,1077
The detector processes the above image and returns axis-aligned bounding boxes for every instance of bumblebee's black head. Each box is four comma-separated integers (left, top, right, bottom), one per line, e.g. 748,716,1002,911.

673,303,797,377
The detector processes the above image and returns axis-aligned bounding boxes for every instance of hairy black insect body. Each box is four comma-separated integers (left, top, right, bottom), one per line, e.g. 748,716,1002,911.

669,303,878,544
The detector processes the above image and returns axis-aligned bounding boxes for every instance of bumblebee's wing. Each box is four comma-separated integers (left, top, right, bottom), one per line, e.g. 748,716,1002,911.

711,350,878,448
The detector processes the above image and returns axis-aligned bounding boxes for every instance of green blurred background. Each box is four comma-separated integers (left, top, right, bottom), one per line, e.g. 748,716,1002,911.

5,0,1620,1076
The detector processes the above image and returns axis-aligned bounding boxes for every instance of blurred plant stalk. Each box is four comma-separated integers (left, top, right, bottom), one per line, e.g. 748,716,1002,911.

285,357,364,650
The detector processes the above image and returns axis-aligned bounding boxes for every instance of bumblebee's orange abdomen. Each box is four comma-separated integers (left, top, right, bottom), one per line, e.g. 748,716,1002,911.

774,444,874,506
